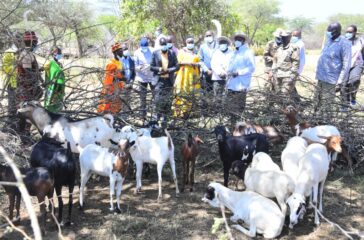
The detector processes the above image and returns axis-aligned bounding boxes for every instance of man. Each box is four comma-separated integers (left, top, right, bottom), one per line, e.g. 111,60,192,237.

226,33,255,125
291,30,306,104
199,30,218,92
315,22,351,113
97,42,126,114
120,43,136,86
16,31,43,142
153,26,166,50
272,30,300,106
165,35,178,56
211,36,232,99
150,37,179,126
134,37,155,121
341,25,364,108
263,28,283,91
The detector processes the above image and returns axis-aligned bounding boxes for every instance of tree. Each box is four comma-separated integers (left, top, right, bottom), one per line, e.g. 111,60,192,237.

288,16,314,33
329,13,364,32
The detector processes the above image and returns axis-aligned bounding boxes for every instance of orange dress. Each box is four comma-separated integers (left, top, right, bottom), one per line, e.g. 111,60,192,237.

97,59,125,113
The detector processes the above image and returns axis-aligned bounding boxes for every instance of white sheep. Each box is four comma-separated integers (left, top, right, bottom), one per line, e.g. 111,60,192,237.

202,182,284,239
286,143,330,228
122,129,179,199
79,141,130,213
244,167,294,216
281,136,308,183
251,152,280,172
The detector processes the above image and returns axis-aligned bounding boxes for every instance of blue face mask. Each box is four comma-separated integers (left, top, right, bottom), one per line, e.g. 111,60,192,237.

187,43,194,50
234,40,242,48
326,31,333,40
161,45,168,52
275,37,282,45
291,36,299,43
345,33,353,39
167,43,173,49
219,44,228,52
55,54,63,60
141,47,148,52
205,36,213,44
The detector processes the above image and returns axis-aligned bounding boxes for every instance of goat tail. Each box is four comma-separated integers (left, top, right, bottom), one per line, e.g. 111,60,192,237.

164,129,174,150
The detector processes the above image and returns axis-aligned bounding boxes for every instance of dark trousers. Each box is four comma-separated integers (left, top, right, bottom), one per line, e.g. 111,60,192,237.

341,65,363,105
201,71,213,92
226,90,247,126
138,82,155,119
154,77,173,120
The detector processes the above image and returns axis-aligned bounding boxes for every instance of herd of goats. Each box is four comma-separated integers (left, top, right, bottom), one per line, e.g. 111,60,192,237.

0,100,353,238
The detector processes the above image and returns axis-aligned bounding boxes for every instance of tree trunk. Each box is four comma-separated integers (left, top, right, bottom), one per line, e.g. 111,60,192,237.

73,24,83,57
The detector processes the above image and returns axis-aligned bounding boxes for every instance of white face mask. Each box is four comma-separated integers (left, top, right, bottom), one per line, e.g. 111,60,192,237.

123,50,129,57
205,36,213,43
219,44,228,52
187,43,194,50
167,43,173,49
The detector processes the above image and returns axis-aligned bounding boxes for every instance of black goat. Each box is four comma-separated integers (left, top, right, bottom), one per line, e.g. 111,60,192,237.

30,138,76,226
214,125,269,187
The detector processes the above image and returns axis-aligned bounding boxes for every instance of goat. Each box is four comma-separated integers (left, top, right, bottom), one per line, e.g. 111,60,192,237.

233,121,284,144
17,101,120,153
79,140,130,213
286,143,330,228
282,105,310,136
121,129,179,200
281,136,308,183
0,165,54,233
181,133,204,192
251,152,280,172
202,182,284,239
30,139,76,225
214,125,268,187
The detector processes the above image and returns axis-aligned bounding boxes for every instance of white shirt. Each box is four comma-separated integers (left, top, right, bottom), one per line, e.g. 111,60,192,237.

134,47,154,83
211,49,232,80
294,39,306,75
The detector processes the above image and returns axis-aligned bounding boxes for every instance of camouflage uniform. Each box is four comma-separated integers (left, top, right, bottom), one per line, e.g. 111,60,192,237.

273,43,300,104
263,40,279,90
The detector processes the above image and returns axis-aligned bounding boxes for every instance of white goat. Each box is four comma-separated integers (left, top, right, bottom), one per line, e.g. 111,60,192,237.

281,136,308,183
120,125,151,137
122,129,179,199
251,152,280,172
79,141,130,213
286,143,330,228
244,166,294,216
202,182,284,239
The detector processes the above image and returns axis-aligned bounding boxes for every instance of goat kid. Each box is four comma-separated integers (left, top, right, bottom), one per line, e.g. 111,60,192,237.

202,182,284,239
181,133,203,192
233,121,284,144
79,140,130,213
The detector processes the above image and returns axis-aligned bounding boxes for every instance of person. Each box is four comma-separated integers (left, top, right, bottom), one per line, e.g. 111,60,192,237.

16,31,43,141
134,37,155,121
199,30,218,92
173,36,200,118
120,43,136,86
150,37,179,125
226,33,255,125
165,35,178,56
272,30,300,106
315,22,351,113
341,25,364,108
97,42,126,114
291,30,306,104
153,26,166,50
263,28,283,91
43,46,66,112
210,36,232,99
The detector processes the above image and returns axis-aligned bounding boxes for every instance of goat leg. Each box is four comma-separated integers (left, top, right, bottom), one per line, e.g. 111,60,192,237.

15,194,21,222
8,194,15,221
55,185,63,226
65,185,74,226
115,179,123,214
181,159,186,193
38,195,46,235
190,159,195,192
109,176,116,211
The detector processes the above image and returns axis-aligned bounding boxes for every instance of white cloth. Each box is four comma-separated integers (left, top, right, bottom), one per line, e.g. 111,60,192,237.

134,47,154,83
294,39,306,74
211,49,232,80
350,37,364,68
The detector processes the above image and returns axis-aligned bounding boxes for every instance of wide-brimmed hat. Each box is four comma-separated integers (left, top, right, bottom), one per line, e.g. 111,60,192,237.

280,30,292,37
233,33,246,40
273,28,284,37
111,42,122,52
217,36,231,44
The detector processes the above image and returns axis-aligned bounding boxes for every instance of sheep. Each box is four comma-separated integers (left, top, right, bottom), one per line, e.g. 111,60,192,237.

17,101,120,153
251,152,280,172
233,121,284,144
30,139,76,225
121,129,179,200
181,133,204,192
0,165,54,233
202,182,284,239
281,136,308,182
244,166,295,216
286,143,331,228
214,125,268,187
79,140,130,213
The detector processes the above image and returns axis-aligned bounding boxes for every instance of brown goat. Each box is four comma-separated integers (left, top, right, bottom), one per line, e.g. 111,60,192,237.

181,134,203,192
0,165,54,233
232,121,284,144
282,106,310,135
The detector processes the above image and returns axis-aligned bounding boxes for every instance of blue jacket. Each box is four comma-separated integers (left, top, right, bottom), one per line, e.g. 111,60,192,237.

199,40,218,72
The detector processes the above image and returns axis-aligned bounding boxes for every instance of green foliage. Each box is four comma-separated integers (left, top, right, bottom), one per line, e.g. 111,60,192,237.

252,45,264,56
288,16,314,33
329,13,364,32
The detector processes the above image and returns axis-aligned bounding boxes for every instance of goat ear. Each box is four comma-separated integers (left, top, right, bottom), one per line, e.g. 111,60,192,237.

317,135,329,140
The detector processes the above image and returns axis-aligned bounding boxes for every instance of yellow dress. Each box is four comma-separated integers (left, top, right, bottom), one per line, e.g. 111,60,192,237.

173,48,200,118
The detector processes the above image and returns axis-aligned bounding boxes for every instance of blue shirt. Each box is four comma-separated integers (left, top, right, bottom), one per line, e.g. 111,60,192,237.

316,36,352,85
227,44,255,91
134,47,154,83
121,56,132,82
199,40,218,72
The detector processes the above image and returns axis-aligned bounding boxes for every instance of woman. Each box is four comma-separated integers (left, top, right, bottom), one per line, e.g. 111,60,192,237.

44,46,65,112
173,37,200,118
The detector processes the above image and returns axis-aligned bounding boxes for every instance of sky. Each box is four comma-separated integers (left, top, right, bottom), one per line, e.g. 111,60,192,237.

279,0,364,22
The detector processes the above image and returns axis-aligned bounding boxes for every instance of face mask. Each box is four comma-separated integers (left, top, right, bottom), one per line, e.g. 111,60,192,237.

161,45,168,52
187,43,194,50
205,36,213,43
291,36,299,43
219,44,228,52
141,47,148,52
55,54,63,60
123,50,129,57
167,43,173,49
345,33,353,39
275,37,282,45
234,40,242,48
326,31,333,40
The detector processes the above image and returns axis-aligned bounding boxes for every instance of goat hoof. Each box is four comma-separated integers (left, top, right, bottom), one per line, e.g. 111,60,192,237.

114,208,122,214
